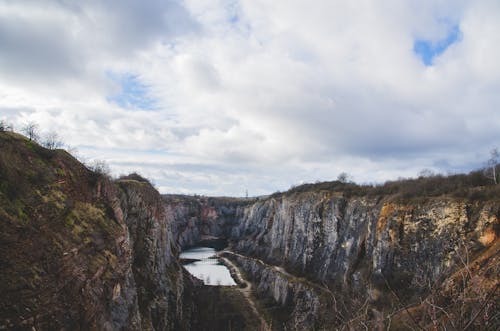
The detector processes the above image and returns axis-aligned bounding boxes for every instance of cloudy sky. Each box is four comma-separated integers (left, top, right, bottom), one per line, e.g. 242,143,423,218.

1,0,499,196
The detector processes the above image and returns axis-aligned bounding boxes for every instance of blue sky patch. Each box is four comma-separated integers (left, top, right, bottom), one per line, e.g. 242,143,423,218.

413,25,461,66
229,15,239,24
107,72,156,110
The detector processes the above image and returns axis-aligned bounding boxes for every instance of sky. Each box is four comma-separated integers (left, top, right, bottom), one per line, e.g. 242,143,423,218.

1,0,499,196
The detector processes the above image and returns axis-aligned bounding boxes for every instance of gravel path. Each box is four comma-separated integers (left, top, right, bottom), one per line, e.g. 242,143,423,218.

218,254,271,331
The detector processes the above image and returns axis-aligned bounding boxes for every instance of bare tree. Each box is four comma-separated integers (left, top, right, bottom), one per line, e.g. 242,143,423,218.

22,121,40,141
337,172,352,183
484,147,499,184
42,131,63,150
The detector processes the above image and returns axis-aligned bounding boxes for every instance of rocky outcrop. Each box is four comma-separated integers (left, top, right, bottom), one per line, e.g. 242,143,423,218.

117,180,195,331
0,132,196,330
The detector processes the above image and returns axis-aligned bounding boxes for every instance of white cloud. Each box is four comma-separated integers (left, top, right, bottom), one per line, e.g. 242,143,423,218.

0,0,499,196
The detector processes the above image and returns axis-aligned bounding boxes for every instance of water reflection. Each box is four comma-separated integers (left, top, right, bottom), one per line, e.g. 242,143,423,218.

180,247,236,286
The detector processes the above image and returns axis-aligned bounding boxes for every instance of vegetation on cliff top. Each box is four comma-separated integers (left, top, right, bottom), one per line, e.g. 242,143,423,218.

274,166,500,201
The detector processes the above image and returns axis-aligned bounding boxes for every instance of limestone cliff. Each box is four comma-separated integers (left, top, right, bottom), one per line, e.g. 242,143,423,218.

230,192,497,285
117,180,197,330
0,132,195,330
228,192,499,329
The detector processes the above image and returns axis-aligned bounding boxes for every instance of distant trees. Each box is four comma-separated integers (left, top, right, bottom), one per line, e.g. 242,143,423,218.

484,147,499,184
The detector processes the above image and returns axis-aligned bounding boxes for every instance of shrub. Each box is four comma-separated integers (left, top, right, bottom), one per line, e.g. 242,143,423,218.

118,172,151,184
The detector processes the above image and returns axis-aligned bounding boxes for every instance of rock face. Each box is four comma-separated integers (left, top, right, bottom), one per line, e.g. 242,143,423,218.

230,192,497,285
167,190,499,330
227,192,499,329
117,180,196,331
